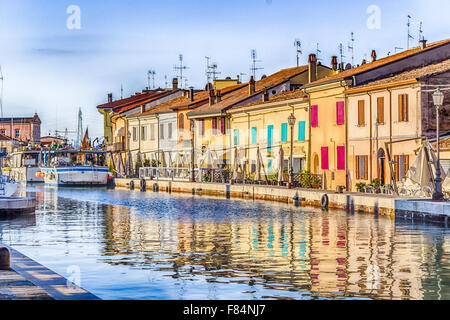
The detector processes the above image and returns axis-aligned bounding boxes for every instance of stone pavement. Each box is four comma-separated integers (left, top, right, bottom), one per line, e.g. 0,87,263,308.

0,269,52,300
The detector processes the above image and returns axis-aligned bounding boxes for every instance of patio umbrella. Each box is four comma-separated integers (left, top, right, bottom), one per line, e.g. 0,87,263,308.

427,142,446,181
232,147,240,180
278,146,285,183
406,143,433,188
127,151,133,177
159,152,167,168
201,149,217,169
255,147,262,181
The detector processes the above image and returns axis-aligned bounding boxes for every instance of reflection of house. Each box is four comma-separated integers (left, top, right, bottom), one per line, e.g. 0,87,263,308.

0,114,41,144
345,59,450,190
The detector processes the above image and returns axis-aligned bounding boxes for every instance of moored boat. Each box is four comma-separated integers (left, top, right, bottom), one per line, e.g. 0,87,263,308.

2,150,44,183
39,150,108,187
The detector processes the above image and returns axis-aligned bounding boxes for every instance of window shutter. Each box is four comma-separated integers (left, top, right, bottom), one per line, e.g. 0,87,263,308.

337,146,345,170
355,156,360,180
268,125,274,152
212,118,217,131
336,102,345,125
298,121,305,141
281,123,288,142
358,100,365,125
398,95,404,122
251,127,257,145
404,155,410,177
377,97,384,123
321,147,329,170
220,117,225,135
364,156,368,180
404,94,409,122
311,105,318,127
394,155,399,181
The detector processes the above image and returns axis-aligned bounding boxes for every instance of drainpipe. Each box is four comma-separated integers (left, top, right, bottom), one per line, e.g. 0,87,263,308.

387,88,393,175
339,80,350,191
247,112,251,177
368,91,373,184
156,114,160,167
306,92,312,172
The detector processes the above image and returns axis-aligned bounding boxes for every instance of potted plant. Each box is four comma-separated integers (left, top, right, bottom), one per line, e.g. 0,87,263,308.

356,182,366,193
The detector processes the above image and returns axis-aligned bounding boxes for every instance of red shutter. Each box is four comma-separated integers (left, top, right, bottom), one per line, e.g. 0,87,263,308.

337,146,345,170
336,102,345,125
311,105,318,127
220,117,225,135
321,147,329,170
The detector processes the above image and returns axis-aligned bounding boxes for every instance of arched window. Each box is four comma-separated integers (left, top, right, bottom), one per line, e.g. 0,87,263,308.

179,113,184,130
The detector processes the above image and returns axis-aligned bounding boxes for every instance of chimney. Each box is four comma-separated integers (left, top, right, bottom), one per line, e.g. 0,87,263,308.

189,88,194,102
215,90,222,103
331,56,338,71
361,59,367,65
209,89,215,106
107,93,113,103
339,62,344,72
249,76,256,96
308,54,317,83
262,88,269,102
371,50,377,62
237,74,240,84
420,39,427,50
172,78,179,90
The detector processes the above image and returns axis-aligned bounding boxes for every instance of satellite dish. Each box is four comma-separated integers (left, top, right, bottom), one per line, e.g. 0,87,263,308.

261,75,267,79
345,63,352,70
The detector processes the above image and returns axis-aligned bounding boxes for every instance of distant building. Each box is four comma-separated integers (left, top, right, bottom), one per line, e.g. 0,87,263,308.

40,136,67,147
0,113,41,144
0,133,23,155
214,77,240,90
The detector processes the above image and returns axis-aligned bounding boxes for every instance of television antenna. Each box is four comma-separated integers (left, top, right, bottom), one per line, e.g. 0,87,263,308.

339,43,346,65
164,75,168,89
250,49,263,79
418,21,423,44
174,54,189,89
348,32,355,67
312,43,322,61
294,39,302,67
148,70,156,89
407,15,414,50
120,84,124,99
0,65,4,118
205,56,221,86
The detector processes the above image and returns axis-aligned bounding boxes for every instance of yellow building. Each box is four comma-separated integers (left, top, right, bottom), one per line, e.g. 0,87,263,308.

228,90,310,178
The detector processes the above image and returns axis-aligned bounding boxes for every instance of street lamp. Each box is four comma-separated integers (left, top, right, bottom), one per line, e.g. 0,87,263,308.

288,113,296,188
190,120,195,182
432,88,444,201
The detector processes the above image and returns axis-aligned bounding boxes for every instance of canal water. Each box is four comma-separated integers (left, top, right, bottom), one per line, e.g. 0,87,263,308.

0,185,448,300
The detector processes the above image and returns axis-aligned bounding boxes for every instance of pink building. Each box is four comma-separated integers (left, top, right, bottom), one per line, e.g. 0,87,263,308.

0,113,41,144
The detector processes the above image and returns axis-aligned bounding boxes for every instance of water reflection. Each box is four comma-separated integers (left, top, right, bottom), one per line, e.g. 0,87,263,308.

0,186,448,300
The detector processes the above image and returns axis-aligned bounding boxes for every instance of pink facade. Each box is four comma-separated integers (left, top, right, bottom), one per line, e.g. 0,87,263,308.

0,114,41,144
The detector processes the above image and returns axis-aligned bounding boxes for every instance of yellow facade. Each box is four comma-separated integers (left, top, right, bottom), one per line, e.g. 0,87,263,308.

127,114,159,163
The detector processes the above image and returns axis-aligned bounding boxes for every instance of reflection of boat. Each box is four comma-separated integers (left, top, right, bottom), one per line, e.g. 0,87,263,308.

2,151,44,183
40,150,108,187
0,175,18,197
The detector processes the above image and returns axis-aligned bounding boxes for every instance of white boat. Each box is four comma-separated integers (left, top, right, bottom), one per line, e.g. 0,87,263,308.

0,175,19,197
2,150,44,183
40,150,108,187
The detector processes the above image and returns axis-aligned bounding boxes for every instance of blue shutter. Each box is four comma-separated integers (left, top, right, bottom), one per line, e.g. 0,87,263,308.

251,127,257,145
268,159,273,173
267,125,274,152
234,129,239,146
298,121,305,141
281,123,288,142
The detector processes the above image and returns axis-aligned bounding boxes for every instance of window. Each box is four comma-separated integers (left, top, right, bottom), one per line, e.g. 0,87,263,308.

199,119,205,136
281,123,288,142
336,101,345,125
233,129,239,146
168,123,173,139
337,146,345,171
398,94,409,122
220,117,226,135
267,125,274,152
321,147,329,170
150,124,155,140
15,129,20,138
212,118,217,135
160,124,164,139
132,127,137,141
377,97,385,124
179,114,184,130
358,100,365,125
298,121,306,141
1,130,5,135
394,154,409,181
311,105,318,127
141,126,147,141
251,127,257,145
355,155,368,180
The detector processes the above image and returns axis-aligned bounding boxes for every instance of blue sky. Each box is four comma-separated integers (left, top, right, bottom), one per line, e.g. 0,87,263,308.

0,0,449,141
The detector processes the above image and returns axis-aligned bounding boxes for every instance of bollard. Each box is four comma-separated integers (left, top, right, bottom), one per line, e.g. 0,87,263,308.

129,180,135,191
0,246,10,270
140,179,146,192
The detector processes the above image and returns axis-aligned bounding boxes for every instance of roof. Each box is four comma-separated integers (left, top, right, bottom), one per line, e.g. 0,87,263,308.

96,89,177,113
187,66,310,117
345,59,450,93
229,89,308,112
0,114,40,123
127,83,247,118
304,39,450,88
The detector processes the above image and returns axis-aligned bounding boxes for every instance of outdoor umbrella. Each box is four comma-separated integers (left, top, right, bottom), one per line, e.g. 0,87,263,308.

406,143,433,188
278,146,285,183
256,147,262,181
427,142,447,181
232,147,240,180
127,151,133,177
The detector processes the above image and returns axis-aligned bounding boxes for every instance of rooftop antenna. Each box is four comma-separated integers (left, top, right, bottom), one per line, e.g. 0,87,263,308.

418,21,423,44
250,49,264,79
205,57,221,87
294,39,302,67
407,15,414,50
348,32,355,67
0,65,3,118
174,54,189,89
120,84,123,99
339,43,346,65
164,75,168,89
205,56,211,84
239,73,247,83
313,43,322,61
148,70,156,89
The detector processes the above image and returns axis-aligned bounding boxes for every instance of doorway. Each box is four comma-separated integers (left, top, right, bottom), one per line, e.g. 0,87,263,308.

377,148,385,185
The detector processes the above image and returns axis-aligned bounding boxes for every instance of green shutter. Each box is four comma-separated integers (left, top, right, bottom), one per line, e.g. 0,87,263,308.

298,121,305,141
234,129,239,146
281,123,288,142
267,125,274,152
251,127,257,145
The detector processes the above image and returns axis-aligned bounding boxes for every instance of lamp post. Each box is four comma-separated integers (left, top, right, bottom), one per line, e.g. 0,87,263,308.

432,88,444,201
190,120,195,182
288,113,296,189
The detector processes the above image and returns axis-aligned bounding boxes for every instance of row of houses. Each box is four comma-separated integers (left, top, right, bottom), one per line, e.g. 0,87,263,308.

97,39,450,191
